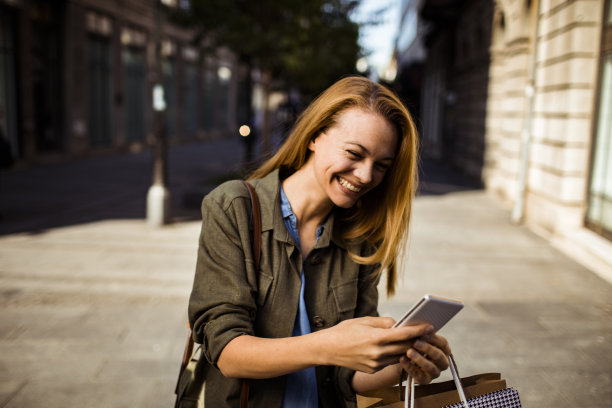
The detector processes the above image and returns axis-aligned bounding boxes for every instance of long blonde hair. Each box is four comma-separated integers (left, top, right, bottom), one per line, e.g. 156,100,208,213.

250,76,419,295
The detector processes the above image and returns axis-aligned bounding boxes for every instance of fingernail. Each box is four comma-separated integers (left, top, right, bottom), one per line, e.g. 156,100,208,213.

408,349,418,359
425,325,435,334
415,340,424,348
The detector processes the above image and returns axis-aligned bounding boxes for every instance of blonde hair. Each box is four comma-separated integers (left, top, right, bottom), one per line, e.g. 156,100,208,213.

249,76,419,295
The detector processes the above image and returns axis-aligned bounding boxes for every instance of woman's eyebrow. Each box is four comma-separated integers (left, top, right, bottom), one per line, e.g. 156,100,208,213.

345,141,368,152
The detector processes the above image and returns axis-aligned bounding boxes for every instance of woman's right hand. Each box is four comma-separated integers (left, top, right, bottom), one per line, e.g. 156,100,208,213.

316,316,435,373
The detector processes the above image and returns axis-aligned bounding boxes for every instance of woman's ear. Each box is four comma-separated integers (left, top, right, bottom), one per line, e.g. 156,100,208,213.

308,135,318,152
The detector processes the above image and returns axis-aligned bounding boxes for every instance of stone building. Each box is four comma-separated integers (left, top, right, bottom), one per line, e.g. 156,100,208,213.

0,0,248,166
395,0,612,279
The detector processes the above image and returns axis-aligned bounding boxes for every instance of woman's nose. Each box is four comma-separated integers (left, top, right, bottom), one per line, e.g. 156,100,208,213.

354,162,374,184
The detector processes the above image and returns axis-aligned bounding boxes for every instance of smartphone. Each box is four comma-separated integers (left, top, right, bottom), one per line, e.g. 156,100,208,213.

392,294,463,332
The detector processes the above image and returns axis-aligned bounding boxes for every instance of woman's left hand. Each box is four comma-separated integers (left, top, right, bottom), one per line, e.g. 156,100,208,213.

398,333,451,384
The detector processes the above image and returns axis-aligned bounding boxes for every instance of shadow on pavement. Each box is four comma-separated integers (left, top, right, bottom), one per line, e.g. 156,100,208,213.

0,143,480,236
417,158,483,196
0,140,247,236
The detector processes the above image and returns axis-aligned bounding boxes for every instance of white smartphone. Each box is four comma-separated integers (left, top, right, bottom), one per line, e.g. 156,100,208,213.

392,294,463,332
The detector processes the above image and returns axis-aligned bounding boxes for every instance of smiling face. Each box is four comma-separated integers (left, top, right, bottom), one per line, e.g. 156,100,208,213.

306,107,398,209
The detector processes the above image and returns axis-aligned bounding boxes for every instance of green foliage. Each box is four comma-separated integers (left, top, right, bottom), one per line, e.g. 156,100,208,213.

177,0,362,97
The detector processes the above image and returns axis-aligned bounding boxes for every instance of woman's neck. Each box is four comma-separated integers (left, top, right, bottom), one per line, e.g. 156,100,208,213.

282,166,333,228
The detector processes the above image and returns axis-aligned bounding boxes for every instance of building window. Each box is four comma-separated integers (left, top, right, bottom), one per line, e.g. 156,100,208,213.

87,34,113,147
86,11,114,147
31,0,62,152
182,46,199,138
202,62,216,131
162,39,177,138
0,6,19,162
217,65,232,130
122,27,147,143
586,0,612,238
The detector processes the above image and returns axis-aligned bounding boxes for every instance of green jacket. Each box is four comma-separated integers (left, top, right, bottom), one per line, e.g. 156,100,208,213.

188,169,381,407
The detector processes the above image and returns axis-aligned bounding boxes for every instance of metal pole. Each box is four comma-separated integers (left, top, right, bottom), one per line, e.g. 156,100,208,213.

511,0,541,224
147,0,171,226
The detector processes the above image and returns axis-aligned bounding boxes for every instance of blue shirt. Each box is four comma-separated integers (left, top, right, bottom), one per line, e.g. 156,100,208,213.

280,186,324,408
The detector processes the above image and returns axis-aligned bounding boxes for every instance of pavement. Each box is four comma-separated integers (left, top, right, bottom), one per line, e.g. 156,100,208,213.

0,137,610,408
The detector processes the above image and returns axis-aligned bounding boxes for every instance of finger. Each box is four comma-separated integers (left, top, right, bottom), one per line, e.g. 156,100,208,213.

406,348,440,381
385,323,434,343
399,356,432,384
359,355,402,374
421,333,452,355
378,341,415,357
360,316,397,329
413,340,449,370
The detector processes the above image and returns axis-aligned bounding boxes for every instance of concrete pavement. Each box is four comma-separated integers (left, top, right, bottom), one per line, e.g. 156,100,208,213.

0,138,610,407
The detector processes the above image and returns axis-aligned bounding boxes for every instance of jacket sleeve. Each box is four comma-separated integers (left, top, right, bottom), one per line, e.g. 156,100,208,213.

188,186,257,367
335,257,382,405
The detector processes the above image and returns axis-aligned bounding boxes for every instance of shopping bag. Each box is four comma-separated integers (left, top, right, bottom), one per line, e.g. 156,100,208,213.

357,373,505,408
357,355,522,408
412,372,509,408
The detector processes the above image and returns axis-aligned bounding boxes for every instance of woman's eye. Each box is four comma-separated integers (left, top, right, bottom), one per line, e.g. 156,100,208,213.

347,150,362,159
375,163,390,171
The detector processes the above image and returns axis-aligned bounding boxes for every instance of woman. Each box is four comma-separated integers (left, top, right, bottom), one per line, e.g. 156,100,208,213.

188,76,451,407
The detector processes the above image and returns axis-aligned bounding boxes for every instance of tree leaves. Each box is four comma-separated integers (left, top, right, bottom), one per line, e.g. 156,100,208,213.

179,0,363,97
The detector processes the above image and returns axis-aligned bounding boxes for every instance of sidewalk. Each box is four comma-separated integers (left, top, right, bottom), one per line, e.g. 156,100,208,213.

0,139,610,407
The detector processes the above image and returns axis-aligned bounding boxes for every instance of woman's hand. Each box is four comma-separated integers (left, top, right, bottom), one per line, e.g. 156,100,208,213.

317,316,435,374
399,333,451,384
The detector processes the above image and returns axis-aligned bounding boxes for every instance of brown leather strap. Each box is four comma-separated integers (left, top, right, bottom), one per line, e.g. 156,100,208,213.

241,180,262,274
240,379,251,408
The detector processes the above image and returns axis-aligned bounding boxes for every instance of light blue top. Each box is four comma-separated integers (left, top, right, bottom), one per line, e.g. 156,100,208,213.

280,185,324,408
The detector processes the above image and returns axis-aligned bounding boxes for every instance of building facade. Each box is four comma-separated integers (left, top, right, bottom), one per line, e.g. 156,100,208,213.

396,0,612,278
0,0,248,166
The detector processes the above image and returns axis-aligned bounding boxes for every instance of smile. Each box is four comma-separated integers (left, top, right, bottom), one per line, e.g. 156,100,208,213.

338,177,362,193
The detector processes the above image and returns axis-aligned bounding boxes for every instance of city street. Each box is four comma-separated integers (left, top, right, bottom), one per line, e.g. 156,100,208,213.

0,138,610,407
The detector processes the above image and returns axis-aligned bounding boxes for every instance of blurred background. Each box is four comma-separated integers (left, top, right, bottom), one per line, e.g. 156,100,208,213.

0,0,611,407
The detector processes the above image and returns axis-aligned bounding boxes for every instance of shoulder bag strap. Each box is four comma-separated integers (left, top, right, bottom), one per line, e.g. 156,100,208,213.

240,180,262,408
241,180,262,273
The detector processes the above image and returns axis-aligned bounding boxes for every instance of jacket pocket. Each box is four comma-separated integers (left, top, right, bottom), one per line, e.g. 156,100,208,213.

331,279,358,321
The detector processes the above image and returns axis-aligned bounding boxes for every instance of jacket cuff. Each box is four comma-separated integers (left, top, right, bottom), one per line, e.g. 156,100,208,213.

201,315,253,366
335,366,357,405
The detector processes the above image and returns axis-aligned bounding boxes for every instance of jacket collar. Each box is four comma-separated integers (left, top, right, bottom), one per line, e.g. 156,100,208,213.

251,169,347,250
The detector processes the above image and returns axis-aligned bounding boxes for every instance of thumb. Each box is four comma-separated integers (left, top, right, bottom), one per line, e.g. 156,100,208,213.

360,316,396,329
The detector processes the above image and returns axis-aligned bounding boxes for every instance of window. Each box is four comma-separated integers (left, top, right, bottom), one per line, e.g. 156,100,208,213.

586,0,612,238
0,6,19,160
182,47,199,138
86,11,114,147
162,39,177,137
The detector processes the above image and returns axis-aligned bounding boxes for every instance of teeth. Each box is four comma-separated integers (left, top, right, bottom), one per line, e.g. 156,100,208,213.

338,177,361,193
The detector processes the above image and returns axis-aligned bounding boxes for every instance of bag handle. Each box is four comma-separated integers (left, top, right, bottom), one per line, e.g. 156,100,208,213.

174,181,262,408
405,354,470,408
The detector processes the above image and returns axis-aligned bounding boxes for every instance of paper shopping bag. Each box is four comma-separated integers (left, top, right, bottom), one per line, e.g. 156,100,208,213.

357,373,506,408
413,372,507,408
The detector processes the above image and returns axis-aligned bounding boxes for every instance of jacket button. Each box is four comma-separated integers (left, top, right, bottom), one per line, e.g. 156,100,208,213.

310,255,321,265
312,316,325,328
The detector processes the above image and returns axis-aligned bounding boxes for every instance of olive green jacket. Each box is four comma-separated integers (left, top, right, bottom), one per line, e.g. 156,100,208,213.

188,169,381,407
